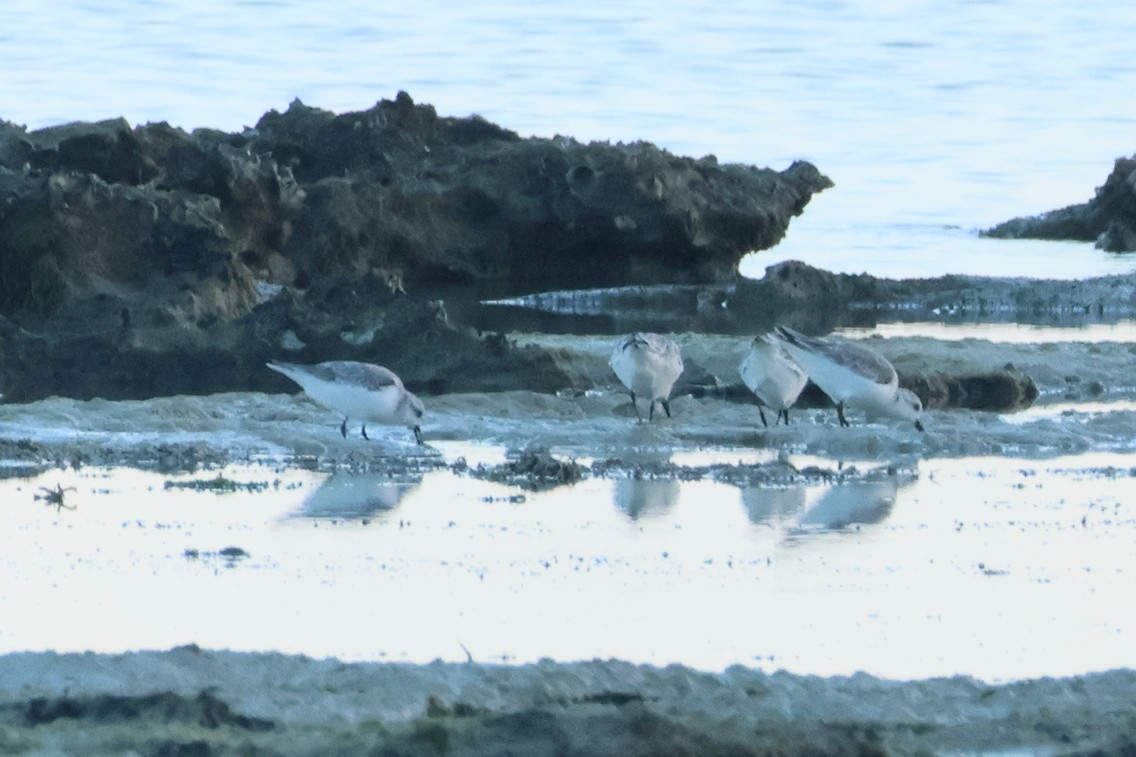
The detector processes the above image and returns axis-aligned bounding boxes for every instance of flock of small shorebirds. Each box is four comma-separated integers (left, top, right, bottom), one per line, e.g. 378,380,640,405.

266,325,924,446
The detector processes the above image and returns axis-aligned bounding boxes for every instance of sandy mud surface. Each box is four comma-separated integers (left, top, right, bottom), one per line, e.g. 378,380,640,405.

2,648,1136,755
1,329,1132,474
2,327,1135,755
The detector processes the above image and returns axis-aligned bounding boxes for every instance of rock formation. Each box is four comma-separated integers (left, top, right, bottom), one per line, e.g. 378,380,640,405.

728,259,1136,331
0,92,832,401
983,155,1136,251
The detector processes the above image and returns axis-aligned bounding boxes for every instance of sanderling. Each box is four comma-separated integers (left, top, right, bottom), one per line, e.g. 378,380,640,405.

739,333,808,427
267,360,425,444
774,325,924,431
609,332,684,421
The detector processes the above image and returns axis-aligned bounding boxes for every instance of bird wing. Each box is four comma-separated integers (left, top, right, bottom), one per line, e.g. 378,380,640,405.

325,361,404,390
826,342,896,385
775,326,895,385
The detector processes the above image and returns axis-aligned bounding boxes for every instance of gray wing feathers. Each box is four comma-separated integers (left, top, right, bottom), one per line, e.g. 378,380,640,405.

268,361,404,390
324,361,403,390
641,333,682,362
827,345,896,385
775,326,896,385
658,338,681,363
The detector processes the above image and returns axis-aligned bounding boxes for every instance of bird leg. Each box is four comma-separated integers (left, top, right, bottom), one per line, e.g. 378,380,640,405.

630,392,642,421
340,417,349,438
836,402,851,427
648,399,656,421
757,405,769,428
661,399,672,419
413,425,424,445
778,408,790,426
362,425,370,440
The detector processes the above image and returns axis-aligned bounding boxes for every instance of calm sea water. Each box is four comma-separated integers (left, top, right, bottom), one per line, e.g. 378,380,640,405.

4,1,1136,278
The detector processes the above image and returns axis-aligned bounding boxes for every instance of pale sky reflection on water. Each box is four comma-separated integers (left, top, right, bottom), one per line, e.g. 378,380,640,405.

838,321,1136,343
2,448,1134,682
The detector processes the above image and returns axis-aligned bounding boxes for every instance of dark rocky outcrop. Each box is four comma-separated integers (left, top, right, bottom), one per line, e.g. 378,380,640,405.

983,155,1136,251
0,93,832,401
251,94,833,292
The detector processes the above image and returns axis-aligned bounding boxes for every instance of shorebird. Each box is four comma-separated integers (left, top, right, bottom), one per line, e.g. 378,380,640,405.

739,333,809,427
267,360,425,444
774,325,924,431
609,333,684,421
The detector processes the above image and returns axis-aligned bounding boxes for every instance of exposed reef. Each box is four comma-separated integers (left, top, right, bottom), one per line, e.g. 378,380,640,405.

1,97,1127,409
983,155,1136,251
0,93,831,402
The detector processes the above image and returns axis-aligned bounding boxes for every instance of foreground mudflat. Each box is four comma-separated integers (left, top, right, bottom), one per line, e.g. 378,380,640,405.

1,328,1134,754
1,648,1135,755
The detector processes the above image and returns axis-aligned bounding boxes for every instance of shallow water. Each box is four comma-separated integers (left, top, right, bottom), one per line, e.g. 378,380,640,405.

842,321,1136,344
3,447,1134,682
1,327,1134,682
749,218,1136,281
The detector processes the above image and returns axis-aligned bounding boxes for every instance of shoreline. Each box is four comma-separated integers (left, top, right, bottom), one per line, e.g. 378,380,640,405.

1,326,1132,478
1,647,1134,755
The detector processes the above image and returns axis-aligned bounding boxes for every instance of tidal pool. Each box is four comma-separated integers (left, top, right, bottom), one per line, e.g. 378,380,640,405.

2,447,1132,682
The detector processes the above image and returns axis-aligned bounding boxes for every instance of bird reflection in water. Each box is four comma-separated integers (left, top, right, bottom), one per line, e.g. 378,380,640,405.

741,485,808,526
294,473,422,521
614,477,681,520
792,477,901,533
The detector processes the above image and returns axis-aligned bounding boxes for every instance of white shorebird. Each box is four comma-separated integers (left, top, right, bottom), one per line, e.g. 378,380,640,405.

774,325,924,431
609,333,684,421
267,360,425,444
739,333,808,427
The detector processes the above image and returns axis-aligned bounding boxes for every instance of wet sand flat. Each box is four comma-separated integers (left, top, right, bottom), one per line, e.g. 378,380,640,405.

1,327,1135,753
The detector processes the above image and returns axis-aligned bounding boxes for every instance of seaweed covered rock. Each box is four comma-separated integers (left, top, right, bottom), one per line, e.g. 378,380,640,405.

902,370,1039,412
